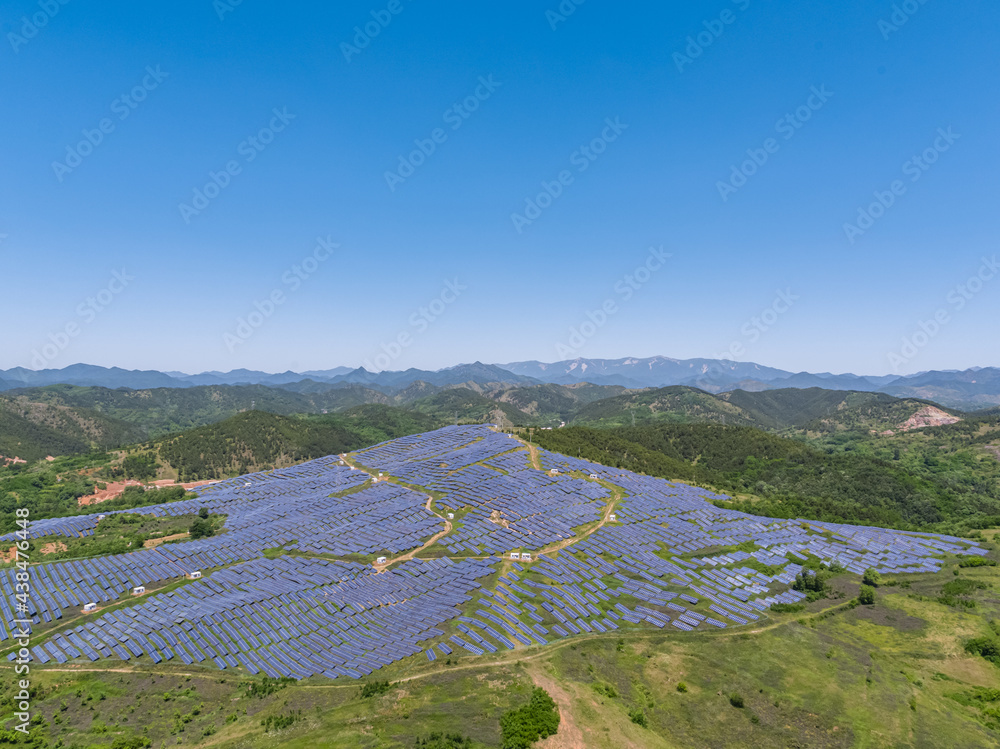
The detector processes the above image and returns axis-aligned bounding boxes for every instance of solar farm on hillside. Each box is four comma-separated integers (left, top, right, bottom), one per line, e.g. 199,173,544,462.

2,426,987,680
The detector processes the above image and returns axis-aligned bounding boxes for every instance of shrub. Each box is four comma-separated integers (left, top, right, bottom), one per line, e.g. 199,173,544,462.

676,682,688,693
858,585,876,605
242,676,294,699
414,733,474,748
110,735,152,749
359,680,393,699
500,687,560,749
729,693,745,708
965,636,1000,666
592,682,618,699
943,578,988,596
770,603,805,613
862,568,881,587
261,710,301,732
959,557,997,568
628,708,648,727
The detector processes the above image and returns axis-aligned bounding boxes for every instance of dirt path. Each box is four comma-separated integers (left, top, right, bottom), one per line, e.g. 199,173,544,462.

525,662,586,749
340,455,452,571
525,441,543,470
144,532,189,548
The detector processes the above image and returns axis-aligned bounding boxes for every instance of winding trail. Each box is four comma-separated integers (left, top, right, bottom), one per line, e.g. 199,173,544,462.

339,431,620,569
339,454,452,571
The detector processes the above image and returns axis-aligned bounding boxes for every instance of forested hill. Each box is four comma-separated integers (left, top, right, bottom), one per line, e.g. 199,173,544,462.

568,385,960,435
533,423,1000,534
132,406,443,481
0,397,144,463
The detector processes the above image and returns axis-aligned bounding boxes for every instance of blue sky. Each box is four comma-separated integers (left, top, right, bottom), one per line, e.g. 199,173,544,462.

2,0,997,375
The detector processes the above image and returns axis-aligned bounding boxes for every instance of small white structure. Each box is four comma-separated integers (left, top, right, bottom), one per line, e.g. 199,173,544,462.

186,570,202,580
550,469,559,475
378,472,384,477
97,514,106,521
510,552,521,560
589,473,598,479
82,602,97,613
376,556,387,564
609,514,617,522
447,512,455,520
132,585,146,596
521,552,532,561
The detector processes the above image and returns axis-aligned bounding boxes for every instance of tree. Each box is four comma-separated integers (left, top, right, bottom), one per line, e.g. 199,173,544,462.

500,688,560,749
198,507,209,519
862,567,881,587
859,585,876,605
189,518,214,539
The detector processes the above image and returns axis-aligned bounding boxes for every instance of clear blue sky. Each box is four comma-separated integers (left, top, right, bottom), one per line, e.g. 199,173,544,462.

2,0,997,375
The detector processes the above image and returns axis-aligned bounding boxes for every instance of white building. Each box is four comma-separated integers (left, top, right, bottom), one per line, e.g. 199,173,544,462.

376,556,387,564
132,585,146,596
447,512,455,519
186,570,202,580
83,602,97,613
510,552,520,560
609,514,617,522
521,552,532,561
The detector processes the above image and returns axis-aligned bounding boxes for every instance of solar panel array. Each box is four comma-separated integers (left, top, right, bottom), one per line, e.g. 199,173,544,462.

354,427,608,554
4,425,987,678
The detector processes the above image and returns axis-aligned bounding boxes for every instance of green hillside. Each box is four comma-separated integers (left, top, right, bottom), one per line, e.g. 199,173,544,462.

0,397,144,462
720,388,959,434
534,422,1000,533
137,406,443,481
409,389,533,426
2,383,390,439
570,386,763,428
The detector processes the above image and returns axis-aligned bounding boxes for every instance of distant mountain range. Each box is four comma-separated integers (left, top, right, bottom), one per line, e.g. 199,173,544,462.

1,357,998,409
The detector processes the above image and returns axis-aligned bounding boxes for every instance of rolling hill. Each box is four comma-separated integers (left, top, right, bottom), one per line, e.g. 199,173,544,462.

130,406,443,481
533,421,1000,533
0,396,145,462
569,386,767,428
